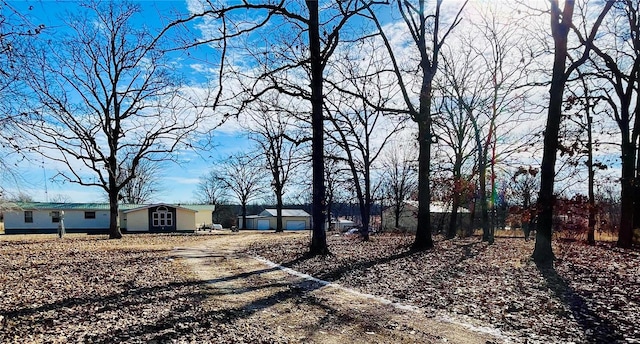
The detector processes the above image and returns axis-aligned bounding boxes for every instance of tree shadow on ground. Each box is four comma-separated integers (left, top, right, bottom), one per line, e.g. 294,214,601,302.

282,250,416,281
279,237,489,283
90,275,350,343
536,263,623,343
1,280,205,322
2,260,369,343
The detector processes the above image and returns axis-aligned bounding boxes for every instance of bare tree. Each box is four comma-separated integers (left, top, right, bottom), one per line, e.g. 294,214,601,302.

244,96,305,232
366,0,469,250
380,143,418,229
117,157,163,204
1,3,44,190
534,0,612,266
324,46,406,240
561,66,613,246
433,5,539,243
218,154,267,230
183,0,384,254
433,48,478,239
510,166,540,241
580,0,640,248
195,169,229,206
16,1,224,238
1,2,43,93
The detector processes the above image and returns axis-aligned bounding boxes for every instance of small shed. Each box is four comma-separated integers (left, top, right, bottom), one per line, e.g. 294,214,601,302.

238,209,311,230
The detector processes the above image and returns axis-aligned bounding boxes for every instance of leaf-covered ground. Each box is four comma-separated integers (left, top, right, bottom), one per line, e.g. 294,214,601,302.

0,234,291,344
247,234,640,344
2,233,639,343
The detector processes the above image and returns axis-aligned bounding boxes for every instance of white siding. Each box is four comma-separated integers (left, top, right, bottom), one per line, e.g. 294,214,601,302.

124,210,149,232
3,209,110,231
62,210,110,229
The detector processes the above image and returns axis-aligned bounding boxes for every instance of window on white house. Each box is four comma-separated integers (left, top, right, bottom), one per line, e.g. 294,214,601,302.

51,211,60,223
24,211,33,223
85,211,96,219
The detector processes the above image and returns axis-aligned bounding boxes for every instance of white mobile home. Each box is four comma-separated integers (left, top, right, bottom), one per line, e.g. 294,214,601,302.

2,202,214,234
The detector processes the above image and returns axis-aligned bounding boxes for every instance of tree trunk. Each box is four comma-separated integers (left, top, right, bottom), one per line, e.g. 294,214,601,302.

618,139,635,248
108,174,122,239
361,203,371,241
448,163,462,239
533,1,573,267
448,198,459,239
360,168,371,241
275,190,284,232
469,112,489,241
307,0,328,255
479,160,489,241
413,115,434,250
586,95,596,246
326,196,333,231
241,203,248,230
534,67,565,265
633,134,640,240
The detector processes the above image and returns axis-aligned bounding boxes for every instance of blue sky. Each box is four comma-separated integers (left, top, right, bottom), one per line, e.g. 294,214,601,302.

3,0,618,205
4,0,409,205
4,0,253,204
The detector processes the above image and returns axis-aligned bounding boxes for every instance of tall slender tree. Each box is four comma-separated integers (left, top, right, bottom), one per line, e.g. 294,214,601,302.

324,46,405,240
195,169,229,206
218,154,267,230
380,143,418,230
534,0,612,265
367,0,468,250
581,0,640,248
117,157,163,204
1,3,44,190
244,96,304,233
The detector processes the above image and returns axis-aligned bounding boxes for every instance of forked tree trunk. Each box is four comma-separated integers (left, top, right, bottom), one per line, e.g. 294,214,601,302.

479,160,489,241
448,163,462,239
634,144,640,241
586,85,596,246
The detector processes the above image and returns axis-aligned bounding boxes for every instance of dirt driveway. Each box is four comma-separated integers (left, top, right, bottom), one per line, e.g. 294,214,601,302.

173,232,504,344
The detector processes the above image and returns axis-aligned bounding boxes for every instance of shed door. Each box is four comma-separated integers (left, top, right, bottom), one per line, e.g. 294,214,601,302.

257,219,270,230
286,220,306,230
